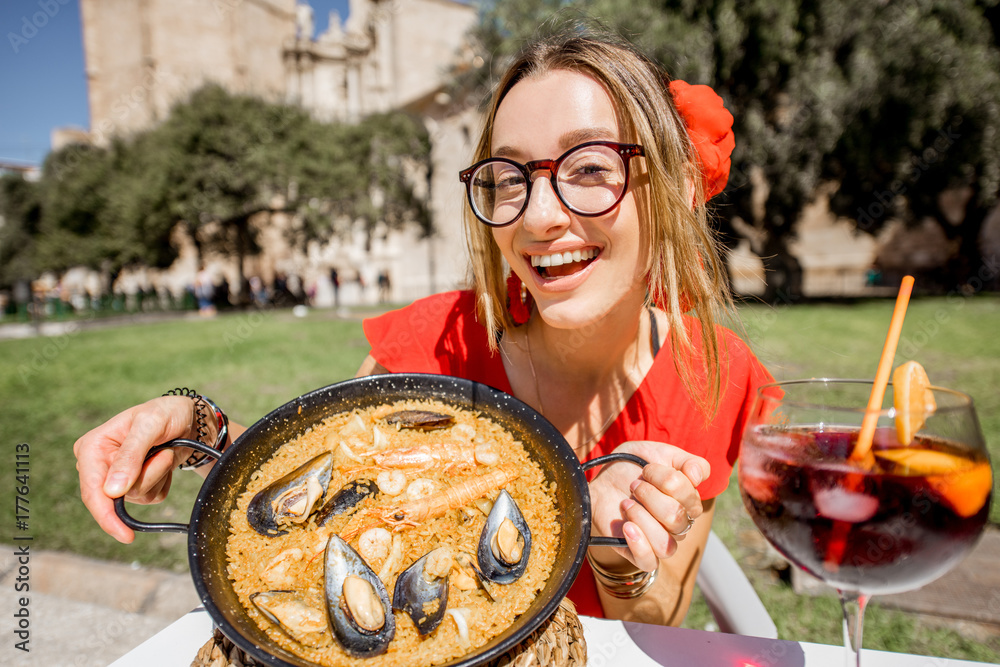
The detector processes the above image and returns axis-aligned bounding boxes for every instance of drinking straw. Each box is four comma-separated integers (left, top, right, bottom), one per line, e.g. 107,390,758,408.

850,275,915,462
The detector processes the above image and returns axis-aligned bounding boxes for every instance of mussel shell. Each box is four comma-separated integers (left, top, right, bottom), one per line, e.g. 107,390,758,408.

247,453,334,537
454,551,498,602
324,535,395,657
382,410,455,430
392,547,450,636
315,478,379,527
250,590,331,649
477,489,531,584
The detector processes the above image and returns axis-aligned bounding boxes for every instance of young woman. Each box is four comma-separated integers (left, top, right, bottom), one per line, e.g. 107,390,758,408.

74,31,772,625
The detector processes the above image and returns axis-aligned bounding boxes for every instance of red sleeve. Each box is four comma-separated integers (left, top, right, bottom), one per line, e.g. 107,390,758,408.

362,290,512,392
706,327,775,498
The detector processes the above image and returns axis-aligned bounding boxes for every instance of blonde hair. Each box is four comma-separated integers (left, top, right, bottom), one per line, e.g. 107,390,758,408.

463,31,733,415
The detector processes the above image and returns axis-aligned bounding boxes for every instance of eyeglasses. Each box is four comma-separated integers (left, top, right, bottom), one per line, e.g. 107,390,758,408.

459,141,645,227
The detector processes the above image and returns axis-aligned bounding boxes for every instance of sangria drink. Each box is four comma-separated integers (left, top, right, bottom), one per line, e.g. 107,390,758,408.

739,378,992,665
741,426,991,595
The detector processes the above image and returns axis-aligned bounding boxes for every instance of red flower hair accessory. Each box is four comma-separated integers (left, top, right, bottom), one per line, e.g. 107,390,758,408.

668,79,735,202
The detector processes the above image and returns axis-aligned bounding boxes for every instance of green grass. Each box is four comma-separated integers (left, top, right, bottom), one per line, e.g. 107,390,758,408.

738,294,1000,510
688,294,1000,662
0,308,371,568
2,296,998,661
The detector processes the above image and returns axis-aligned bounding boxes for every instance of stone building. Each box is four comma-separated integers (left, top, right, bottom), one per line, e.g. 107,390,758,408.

75,0,991,306
78,0,478,305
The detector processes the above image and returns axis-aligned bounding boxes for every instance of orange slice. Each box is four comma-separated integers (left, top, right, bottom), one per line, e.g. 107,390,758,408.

875,448,992,517
875,448,964,473
892,361,936,445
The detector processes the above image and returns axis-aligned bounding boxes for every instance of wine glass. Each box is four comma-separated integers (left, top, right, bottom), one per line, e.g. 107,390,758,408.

739,379,992,666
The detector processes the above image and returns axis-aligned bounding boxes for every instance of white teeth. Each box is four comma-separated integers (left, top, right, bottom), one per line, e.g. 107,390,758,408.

530,249,597,268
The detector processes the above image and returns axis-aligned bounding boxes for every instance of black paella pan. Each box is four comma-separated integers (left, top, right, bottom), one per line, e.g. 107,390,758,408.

115,373,644,667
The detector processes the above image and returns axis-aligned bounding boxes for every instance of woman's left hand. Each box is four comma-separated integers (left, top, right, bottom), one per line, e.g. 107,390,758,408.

588,440,710,572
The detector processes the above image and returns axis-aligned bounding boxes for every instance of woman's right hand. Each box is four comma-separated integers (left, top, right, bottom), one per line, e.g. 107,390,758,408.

73,396,197,544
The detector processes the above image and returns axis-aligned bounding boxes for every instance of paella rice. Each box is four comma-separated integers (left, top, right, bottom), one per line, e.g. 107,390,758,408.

226,399,560,666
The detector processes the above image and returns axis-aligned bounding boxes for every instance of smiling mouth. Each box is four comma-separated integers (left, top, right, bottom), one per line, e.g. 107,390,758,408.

529,248,599,279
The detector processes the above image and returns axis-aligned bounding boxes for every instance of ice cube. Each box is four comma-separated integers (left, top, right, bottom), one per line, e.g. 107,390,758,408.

814,487,878,523
739,461,780,504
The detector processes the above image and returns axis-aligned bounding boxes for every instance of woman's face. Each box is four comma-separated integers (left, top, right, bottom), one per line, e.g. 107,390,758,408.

490,69,648,331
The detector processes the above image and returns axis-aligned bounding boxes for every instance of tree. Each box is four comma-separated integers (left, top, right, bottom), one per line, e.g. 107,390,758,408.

0,173,42,286
825,1,1000,289
25,85,433,294
466,0,1000,299
33,144,118,272
290,111,433,249
133,86,432,289
593,0,882,301
465,0,857,301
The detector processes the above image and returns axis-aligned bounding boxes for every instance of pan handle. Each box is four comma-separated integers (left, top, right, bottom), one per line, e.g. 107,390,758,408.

581,452,649,548
112,439,222,534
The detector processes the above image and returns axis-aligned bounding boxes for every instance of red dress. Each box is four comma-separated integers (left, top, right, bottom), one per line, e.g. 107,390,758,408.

363,290,773,618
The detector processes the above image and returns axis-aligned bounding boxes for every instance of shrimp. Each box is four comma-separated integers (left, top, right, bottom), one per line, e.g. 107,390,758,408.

404,478,439,500
372,443,476,471
338,467,519,541
474,443,499,466
380,467,519,529
260,548,304,589
376,470,407,496
357,527,393,565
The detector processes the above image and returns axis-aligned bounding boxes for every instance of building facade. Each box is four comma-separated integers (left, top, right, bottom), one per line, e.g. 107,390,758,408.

78,0,479,305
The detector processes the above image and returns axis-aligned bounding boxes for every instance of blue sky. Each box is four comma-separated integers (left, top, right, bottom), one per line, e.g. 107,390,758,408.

0,0,351,166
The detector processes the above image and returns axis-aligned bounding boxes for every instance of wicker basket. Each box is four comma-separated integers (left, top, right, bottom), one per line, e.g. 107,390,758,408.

191,598,586,667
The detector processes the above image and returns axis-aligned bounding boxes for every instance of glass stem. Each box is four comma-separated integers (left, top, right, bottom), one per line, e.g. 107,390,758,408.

838,590,870,667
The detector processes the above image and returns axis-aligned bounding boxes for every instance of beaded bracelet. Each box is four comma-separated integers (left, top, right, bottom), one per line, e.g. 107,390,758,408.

162,387,230,470
586,552,659,599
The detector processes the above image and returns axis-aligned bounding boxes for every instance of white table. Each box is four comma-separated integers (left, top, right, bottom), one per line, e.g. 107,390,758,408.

109,607,994,667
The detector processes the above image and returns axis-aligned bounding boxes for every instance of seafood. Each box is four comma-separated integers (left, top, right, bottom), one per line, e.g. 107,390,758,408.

477,490,532,584
403,478,439,500
250,590,331,648
392,548,451,635
227,399,559,667
247,453,333,536
339,468,519,541
372,443,477,470
474,443,499,466
382,410,455,430
357,527,392,566
260,548,305,589
324,535,395,658
315,478,379,527
383,467,518,528
376,534,403,582
375,470,407,496
393,547,499,637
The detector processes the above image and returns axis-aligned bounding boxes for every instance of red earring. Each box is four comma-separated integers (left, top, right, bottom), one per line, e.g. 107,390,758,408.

506,272,532,325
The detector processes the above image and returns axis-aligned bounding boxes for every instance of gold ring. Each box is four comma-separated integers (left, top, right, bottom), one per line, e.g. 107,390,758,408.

673,512,694,536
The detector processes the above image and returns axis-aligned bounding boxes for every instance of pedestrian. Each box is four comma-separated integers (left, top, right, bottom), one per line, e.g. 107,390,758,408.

329,266,340,308
194,264,216,317
73,29,771,625
377,269,391,303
